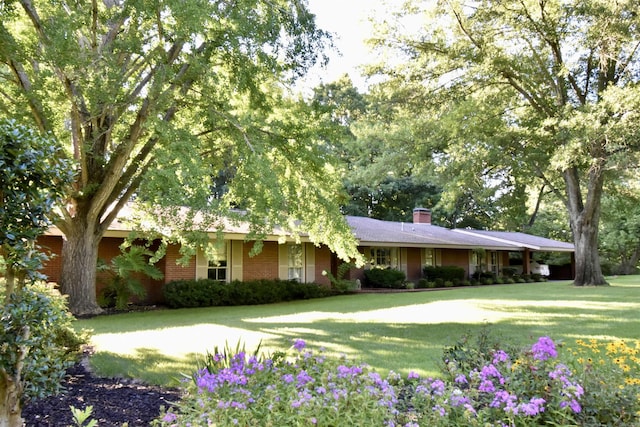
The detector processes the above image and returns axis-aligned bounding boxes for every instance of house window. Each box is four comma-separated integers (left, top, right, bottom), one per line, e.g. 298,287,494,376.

424,248,435,267
369,247,398,268
288,244,303,281
488,251,499,275
197,243,228,282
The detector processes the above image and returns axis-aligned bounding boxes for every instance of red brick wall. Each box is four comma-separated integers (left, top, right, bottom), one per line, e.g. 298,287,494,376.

38,235,63,283
163,243,195,282
242,241,279,281
441,249,471,276
406,247,423,282
313,246,332,286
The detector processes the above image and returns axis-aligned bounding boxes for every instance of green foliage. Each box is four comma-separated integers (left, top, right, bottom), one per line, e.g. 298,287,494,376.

423,265,466,282
156,341,400,426
162,279,335,309
366,0,640,284
322,262,358,293
0,120,72,292
563,339,640,427
157,335,592,427
0,282,86,403
97,246,163,310
69,406,98,427
363,268,406,289
0,0,361,314
441,327,517,382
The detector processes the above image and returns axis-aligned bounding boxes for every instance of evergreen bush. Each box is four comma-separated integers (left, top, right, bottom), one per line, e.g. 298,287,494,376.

163,279,334,308
363,268,406,289
423,265,465,282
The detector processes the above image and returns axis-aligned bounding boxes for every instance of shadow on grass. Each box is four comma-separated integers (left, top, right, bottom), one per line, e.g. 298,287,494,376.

78,280,640,385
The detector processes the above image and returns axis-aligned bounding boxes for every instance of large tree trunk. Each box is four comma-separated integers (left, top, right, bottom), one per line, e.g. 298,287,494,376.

59,218,104,316
564,167,608,286
0,373,23,427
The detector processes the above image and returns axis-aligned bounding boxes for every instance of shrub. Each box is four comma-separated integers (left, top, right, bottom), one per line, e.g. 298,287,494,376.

163,279,335,309
563,339,640,426
322,262,358,293
97,246,163,310
444,280,454,287
363,268,406,289
423,265,466,282
0,282,86,405
157,339,399,426
502,267,518,277
417,278,429,289
434,278,445,287
156,335,586,427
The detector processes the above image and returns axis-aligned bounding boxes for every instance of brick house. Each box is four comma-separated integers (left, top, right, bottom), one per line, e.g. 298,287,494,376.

38,208,575,305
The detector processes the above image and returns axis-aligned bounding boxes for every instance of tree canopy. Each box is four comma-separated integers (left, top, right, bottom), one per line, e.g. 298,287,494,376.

364,0,640,285
0,0,360,315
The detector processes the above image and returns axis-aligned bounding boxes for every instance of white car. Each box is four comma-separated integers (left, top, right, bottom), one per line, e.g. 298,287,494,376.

513,261,550,276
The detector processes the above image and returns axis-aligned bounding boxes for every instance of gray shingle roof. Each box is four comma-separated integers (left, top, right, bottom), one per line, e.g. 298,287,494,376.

346,216,574,252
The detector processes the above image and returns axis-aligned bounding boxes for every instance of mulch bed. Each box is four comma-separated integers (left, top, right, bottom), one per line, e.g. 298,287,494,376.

22,361,182,426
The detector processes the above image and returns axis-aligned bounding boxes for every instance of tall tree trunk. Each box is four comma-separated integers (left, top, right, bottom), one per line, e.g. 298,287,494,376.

564,167,608,286
0,374,23,427
59,218,103,316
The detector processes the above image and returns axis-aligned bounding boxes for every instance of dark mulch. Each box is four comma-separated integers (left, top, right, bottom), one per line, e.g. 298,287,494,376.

22,361,182,426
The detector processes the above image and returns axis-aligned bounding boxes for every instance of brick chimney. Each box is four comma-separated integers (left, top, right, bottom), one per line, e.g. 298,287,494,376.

413,207,431,224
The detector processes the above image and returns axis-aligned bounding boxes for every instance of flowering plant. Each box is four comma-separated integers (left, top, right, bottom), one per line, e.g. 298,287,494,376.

564,338,640,426
156,339,399,426
156,336,585,427
397,336,582,426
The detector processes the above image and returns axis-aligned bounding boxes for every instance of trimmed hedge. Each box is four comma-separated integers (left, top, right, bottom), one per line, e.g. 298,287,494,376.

423,265,465,282
363,268,406,289
163,279,335,309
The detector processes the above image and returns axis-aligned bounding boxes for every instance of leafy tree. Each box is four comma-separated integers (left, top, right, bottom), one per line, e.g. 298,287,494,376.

599,180,640,274
0,0,360,315
97,245,163,310
0,120,82,427
368,0,640,285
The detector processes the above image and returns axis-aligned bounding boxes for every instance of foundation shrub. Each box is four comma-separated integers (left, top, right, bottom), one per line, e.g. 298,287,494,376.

423,266,466,282
363,268,406,288
163,279,334,308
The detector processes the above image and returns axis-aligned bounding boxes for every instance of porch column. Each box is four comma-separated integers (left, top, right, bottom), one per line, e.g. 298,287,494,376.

523,248,531,275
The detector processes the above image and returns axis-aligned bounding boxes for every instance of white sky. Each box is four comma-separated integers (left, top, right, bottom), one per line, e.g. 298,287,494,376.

296,0,397,92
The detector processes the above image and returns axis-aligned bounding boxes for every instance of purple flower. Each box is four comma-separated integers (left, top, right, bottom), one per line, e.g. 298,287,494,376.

560,399,582,413
492,350,510,364
430,379,446,396
296,370,314,386
282,373,295,383
293,339,306,351
518,397,546,416
162,413,178,423
407,371,420,380
478,379,495,393
532,336,558,361
454,374,468,384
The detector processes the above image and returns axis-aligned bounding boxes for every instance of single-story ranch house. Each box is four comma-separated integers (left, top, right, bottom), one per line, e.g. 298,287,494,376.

38,208,575,304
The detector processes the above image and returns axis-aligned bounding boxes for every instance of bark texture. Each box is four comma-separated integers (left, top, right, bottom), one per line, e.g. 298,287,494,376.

59,217,104,316
564,167,608,286
0,375,23,427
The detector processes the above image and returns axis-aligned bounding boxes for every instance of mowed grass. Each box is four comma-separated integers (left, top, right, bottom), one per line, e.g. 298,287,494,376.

76,276,640,386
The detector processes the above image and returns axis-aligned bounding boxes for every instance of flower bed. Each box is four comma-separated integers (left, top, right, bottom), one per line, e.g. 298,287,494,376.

155,336,640,426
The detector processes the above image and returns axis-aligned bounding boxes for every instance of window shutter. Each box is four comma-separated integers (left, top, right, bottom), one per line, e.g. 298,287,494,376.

231,240,243,281
195,248,208,279
305,243,314,283
278,244,288,280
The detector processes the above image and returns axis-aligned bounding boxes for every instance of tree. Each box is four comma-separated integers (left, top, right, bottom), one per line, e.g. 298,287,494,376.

0,120,81,427
0,0,360,315
368,0,640,285
599,179,640,274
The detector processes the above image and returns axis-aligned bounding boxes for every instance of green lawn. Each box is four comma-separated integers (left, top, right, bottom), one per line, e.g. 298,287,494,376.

77,277,640,386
